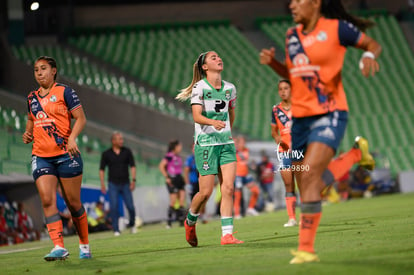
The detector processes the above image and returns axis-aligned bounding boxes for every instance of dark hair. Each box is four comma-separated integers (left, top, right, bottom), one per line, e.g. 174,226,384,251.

35,56,58,80
167,139,180,153
321,0,374,31
278,79,291,87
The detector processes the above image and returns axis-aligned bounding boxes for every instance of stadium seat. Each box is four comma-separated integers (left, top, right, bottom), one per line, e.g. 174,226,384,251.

67,22,281,140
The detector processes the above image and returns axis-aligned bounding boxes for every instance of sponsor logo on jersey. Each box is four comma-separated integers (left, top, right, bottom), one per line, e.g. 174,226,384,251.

202,161,210,171
41,98,49,106
292,53,310,66
31,102,39,112
288,44,300,55
36,111,47,120
288,36,299,44
50,95,57,102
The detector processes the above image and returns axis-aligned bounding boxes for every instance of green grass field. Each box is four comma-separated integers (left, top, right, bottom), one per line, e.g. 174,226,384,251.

1,193,413,274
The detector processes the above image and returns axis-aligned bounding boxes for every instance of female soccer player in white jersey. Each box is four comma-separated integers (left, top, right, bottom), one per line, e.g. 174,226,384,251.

176,51,243,246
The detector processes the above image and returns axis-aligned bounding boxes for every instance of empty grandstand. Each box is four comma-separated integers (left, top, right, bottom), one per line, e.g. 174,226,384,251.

0,0,413,227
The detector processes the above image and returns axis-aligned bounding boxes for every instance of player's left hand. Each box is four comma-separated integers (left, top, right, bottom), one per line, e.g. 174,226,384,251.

130,181,136,191
67,137,80,158
360,57,379,77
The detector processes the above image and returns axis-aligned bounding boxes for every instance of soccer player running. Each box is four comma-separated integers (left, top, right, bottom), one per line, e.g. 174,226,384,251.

23,56,91,260
271,79,297,227
176,51,243,246
260,0,380,263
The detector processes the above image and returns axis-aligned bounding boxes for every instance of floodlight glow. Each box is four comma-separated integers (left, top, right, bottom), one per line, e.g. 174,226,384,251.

30,2,40,11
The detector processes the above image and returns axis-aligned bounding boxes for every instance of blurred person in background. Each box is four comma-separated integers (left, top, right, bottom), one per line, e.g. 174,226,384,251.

14,202,40,242
271,79,297,227
23,56,91,260
0,204,14,246
56,185,75,236
100,131,137,236
3,202,16,233
184,144,207,222
88,201,111,233
260,0,380,263
159,140,186,228
256,151,275,213
234,136,260,218
176,51,243,246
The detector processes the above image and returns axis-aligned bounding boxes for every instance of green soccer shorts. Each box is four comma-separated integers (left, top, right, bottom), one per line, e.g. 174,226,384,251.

194,143,237,176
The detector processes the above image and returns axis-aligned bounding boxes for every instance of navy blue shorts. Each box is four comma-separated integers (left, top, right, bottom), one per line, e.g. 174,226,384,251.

277,151,292,170
235,175,254,189
31,153,83,181
291,111,348,162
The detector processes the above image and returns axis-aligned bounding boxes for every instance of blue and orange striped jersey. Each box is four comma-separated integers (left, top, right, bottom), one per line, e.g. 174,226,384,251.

271,103,292,152
27,83,82,157
285,17,365,117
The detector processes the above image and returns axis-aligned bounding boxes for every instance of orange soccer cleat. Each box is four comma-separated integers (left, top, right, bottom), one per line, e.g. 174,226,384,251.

220,233,244,245
184,220,198,247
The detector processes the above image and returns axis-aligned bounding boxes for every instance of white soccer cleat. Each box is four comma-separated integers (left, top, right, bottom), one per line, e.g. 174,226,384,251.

246,208,259,216
284,219,298,227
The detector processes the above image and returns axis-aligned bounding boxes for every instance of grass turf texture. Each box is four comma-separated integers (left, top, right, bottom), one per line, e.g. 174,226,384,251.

1,193,413,274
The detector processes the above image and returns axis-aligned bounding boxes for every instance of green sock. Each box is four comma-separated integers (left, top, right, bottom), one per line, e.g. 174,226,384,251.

186,210,199,226
221,217,233,236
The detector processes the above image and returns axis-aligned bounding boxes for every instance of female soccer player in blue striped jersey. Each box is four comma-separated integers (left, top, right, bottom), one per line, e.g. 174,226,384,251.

176,51,243,246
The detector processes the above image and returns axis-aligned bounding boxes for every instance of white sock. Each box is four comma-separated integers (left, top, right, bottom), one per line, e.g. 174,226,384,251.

80,244,90,253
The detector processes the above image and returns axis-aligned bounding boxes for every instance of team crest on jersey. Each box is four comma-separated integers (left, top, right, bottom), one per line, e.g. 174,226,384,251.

50,95,57,102
202,161,210,171
225,90,231,100
316,31,327,41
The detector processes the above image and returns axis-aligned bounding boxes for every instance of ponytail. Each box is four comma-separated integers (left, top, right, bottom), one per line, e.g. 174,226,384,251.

176,51,209,102
321,0,374,31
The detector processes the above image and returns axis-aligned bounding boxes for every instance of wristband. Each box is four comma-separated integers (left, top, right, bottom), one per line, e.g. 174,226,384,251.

359,51,375,70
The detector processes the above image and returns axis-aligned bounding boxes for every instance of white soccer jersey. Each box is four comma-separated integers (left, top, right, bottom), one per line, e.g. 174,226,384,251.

190,79,237,146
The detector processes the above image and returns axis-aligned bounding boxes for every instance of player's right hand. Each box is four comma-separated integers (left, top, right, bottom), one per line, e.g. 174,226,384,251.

22,131,33,144
101,186,107,195
260,47,276,65
212,120,226,130
279,141,290,151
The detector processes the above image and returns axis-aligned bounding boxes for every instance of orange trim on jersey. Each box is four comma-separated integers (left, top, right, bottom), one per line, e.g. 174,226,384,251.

28,84,81,157
272,103,292,152
236,148,249,177
285,17,354,117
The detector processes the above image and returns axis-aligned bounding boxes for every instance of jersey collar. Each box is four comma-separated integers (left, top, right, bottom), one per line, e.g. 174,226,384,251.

203,78,224,92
